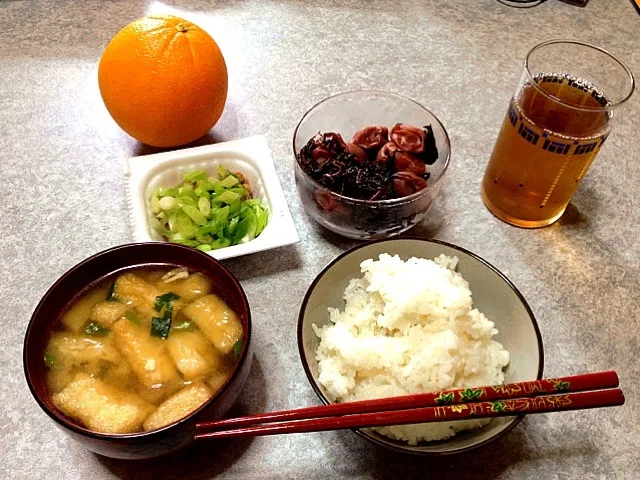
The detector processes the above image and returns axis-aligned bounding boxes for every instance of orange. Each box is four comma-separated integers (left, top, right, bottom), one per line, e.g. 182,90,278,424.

98,15,228,147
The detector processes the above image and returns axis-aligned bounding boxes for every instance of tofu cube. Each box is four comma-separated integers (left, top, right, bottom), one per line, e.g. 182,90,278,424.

166,331,220,380
182,295,243,354
143,383,213,431
52,374,154,434
112,319,178,388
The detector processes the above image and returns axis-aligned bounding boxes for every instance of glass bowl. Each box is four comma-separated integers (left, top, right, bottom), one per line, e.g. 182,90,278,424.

292,90,451,240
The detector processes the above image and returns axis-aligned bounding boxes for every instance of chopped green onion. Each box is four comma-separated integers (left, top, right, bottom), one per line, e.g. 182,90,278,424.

226,215,239,236
197,179,215,191
151,195,161,214
124,310,140,325
177,196,196,207
172,238,200,247
217,164,230,179
217,191,240,204
214,205,230,225
105,282,118,301
85,322,111,337
195,234,213,244
219,175,239,188
158,187,179,197
153,292,180,312
211,238,231,250
178,184,195,196
232,216,250,244
159,196,177,211
183,170,208,183
176,213,198,239
198,196,211,216
150,166,269,252
150,316,171,339
211,181,225,195
44,350,55,368
194,187,210,199
184,205,207,226
228,199,242,217
229,187,248,198
255,206,268,235
233,338,243,361
156,292,180,302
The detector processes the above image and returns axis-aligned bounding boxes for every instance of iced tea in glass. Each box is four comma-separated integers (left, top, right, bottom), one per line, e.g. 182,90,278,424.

481,40,634,228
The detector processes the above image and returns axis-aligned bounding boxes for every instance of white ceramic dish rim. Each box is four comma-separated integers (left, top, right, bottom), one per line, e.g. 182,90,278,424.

297,237,545,456
124,136,299,260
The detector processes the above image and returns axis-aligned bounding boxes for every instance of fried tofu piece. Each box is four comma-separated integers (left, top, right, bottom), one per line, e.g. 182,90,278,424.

136,269,169,285
60,286,108,333
143,383,213,431
156,273,212,302
47,368,79,393
114,273,162,320
89,301,127,327
136,378,185,405
47,332,123,367
166,331,220,380
52,374,154,434
45,333,129,392
115,272,184,323
114,272,160,306
100,362,137,392
182,295,243,354
112,319,179,388
206,367,233,394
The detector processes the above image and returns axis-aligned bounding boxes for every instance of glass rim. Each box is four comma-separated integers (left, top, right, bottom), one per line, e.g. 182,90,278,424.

524,39,635,112
292,89,451,206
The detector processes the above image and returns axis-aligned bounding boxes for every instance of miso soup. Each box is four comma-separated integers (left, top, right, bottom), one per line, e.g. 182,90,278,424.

43,266,244,434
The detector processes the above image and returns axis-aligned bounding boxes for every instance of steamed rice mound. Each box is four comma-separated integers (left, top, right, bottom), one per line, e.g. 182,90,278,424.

313,253,510,445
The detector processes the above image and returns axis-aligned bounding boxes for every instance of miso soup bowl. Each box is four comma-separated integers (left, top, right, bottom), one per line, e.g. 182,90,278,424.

23,243,253,460
298,237,544,455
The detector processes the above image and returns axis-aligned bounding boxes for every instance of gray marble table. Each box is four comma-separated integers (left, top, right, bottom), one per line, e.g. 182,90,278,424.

2,0,639,478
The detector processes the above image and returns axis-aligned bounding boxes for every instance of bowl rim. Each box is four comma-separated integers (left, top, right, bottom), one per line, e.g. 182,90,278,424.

296,236,545,456
23,242,252,441
292,89,452,206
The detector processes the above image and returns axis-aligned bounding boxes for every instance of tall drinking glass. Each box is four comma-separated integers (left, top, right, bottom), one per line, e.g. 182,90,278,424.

481,40,634,228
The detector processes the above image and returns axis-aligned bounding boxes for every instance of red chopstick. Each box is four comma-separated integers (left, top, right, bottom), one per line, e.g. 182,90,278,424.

196,371,618,433
195,389,623,440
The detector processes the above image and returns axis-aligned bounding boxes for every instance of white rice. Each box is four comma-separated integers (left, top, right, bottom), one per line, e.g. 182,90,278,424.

313,253,510,445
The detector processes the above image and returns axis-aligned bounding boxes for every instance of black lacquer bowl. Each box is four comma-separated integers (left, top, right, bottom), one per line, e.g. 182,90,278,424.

23,243,253,460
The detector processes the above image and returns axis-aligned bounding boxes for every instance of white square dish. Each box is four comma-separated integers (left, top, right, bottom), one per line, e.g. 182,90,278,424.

124,136,299,260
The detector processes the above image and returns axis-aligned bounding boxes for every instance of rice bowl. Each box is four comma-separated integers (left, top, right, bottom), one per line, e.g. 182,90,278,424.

298,237,543,455
313,253,510,445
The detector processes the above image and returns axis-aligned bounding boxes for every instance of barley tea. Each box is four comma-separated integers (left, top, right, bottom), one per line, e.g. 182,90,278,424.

481,73,611,228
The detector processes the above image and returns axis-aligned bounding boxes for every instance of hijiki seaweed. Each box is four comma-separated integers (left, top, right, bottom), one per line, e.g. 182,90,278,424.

297,123,437,201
